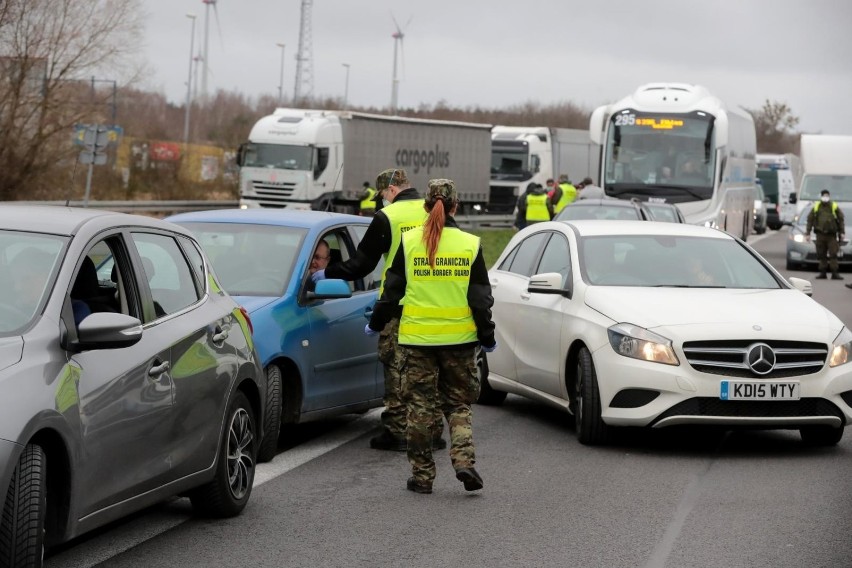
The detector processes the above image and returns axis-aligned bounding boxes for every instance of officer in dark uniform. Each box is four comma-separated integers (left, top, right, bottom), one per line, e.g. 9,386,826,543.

806,189,846,280
367,178,497,495
312,168,445,451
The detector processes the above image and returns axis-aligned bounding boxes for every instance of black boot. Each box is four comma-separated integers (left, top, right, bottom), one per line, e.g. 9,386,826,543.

455,467,484,491
832,273,844,280
816,272,827,279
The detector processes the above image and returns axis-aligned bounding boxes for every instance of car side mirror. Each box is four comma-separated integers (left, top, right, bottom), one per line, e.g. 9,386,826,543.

787,276,813,297
67,312,143,352
789,193,797,204
528,272,572,298
305,278,352,301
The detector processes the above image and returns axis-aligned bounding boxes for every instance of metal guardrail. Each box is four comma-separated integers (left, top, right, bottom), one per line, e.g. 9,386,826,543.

9,200,515,228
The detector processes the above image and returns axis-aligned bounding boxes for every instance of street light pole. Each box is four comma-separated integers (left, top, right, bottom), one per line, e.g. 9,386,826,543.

184,14,197,145
342,63,350,109
277,43,286,106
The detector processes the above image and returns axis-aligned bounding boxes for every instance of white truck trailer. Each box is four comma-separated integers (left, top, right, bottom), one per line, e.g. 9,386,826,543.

793,134,852,218
236,108,492,213
488,126,599,213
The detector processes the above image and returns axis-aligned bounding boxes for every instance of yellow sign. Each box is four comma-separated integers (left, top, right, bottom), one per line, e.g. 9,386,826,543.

635,118,685,130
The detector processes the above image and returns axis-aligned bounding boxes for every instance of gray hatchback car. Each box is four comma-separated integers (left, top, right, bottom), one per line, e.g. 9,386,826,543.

0,206,267,567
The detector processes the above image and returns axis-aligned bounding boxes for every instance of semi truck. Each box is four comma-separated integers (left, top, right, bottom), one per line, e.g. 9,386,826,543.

489,126,599,213
236,108,492,213
793,134,852,219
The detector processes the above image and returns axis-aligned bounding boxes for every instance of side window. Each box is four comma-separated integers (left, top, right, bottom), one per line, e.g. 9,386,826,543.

69,236,140,326
179,236,207,298
131,233,200,320
351,225,384,290
536,233,572,287
308,230,353,293
505,233,548,277
497,245,519,272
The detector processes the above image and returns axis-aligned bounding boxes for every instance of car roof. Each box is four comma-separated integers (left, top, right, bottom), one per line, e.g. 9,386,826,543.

554,219,732,239
0,205,191,237
167,208,369,228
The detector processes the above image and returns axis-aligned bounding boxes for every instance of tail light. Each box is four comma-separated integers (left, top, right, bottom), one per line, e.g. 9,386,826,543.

239,306,254,335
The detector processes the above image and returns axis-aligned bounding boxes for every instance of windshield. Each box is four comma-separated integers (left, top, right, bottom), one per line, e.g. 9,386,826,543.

242,143,312,170
177,222,307,297
555,203,642,221
0,231,66,334
642,203,683,223
800,175,852,202
581,234,780,289
603,110,716,203
491,142,532,180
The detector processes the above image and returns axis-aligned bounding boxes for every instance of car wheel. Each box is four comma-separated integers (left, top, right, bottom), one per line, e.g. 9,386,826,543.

0,444,46,568
786,258,798,271
190,390,256,517
257,365,282,463
755,225,766,235
475,350,506,405
574,347,608,445
800,425,844,447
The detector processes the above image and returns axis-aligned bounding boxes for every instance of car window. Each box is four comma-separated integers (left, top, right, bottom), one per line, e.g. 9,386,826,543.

178,236,207,298
502,232,548,277
308,229,360,293
70,236,140,325
352,225,384,290
0,230,66,334
557,204,640,221
643,204,680,223
536,233,572,287
178,222,306,297
131,232,201,320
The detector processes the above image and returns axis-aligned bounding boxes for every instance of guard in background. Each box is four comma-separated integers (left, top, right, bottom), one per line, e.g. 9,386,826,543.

359,181,377,217
518,182,553,227
553,174,577,213
367,178,497,494
806,189,846,280
312,168,445,451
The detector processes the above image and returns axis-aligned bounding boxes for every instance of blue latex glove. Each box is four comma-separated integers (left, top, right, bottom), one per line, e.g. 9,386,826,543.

310,268,326,283
481,342,497,353
364,323,379,337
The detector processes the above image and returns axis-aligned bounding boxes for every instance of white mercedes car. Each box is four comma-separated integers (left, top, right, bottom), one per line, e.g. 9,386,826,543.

483,220,852,446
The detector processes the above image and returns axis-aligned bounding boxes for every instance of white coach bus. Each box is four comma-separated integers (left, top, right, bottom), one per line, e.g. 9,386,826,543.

590,83,757,240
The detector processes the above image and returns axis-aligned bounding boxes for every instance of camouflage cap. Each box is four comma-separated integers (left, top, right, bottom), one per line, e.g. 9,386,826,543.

426,178,457,201
375,168,408,191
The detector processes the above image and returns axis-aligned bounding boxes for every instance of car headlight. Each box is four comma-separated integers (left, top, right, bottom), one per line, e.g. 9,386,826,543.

607,323,679,366
830,327,852,367
790,233,805,243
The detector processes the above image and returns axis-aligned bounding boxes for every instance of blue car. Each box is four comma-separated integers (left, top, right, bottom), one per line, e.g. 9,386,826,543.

167,210,384,460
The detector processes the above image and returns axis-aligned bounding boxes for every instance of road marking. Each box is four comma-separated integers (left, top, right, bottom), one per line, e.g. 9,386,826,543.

46,409,381,568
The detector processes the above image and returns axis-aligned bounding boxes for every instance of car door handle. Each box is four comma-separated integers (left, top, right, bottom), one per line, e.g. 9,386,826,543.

364,306,374,319
148,361,170,377
212,326,229,342
520,292,531,301
490,278,498,289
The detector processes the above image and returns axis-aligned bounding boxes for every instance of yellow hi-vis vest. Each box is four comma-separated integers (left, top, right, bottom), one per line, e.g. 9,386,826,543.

380,198,427,294
526,193,550,221
555,183,576,213
360,187,377,211
398,226,479,347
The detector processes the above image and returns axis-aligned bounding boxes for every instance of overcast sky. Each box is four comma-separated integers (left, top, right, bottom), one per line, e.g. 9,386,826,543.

140,0,852,135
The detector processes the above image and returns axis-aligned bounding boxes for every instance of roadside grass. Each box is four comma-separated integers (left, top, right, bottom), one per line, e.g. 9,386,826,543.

470,228,515,268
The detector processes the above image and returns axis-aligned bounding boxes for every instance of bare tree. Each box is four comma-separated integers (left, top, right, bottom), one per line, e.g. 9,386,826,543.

0,0,144,200
747,99,800,154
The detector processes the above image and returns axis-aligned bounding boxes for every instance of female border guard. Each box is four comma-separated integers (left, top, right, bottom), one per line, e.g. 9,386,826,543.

366,179,497,494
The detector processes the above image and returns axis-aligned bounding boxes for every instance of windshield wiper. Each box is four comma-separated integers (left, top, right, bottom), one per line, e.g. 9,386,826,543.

653,284,726,288
608,184,707,201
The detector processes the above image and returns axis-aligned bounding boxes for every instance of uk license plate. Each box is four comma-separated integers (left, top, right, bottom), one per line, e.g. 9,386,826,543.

719,380,800,401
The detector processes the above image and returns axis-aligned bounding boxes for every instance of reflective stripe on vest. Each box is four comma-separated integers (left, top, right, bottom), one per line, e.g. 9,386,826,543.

399,226,479,346
380,198,427,294
360,187,376,210
554,183,576,213
526,193,550,221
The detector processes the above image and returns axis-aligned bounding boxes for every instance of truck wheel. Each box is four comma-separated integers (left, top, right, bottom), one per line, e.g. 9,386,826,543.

0,444,47,568
574,347,608,445
257,365,282,463
190,391,256,517
475,350,506,405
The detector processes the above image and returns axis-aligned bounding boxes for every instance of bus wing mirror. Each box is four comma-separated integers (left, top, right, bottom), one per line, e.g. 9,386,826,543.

589,107,607,145
789,192,797,204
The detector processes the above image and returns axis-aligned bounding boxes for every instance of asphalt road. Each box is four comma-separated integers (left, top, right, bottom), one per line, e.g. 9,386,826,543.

46,228,852,568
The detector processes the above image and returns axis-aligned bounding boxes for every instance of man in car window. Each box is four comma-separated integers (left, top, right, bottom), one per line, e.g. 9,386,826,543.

309,240,330,276
310,168,446,452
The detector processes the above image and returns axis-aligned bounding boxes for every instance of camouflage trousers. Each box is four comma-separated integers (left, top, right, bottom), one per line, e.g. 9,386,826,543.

398,345,481,484
815,233,840,275
377,318,443,439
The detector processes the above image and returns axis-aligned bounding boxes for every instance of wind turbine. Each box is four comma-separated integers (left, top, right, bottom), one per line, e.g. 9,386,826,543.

389,14,411,114
200,0,224,101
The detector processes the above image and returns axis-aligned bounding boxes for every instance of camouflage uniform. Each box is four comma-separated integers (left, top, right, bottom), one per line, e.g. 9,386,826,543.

399,345,480,484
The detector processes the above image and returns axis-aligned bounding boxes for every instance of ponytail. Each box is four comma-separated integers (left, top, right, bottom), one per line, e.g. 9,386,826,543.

423,198,445,269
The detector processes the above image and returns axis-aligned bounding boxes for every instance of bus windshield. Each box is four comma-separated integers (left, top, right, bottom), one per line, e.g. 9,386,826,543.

603,110,716,203
242,143,313,171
